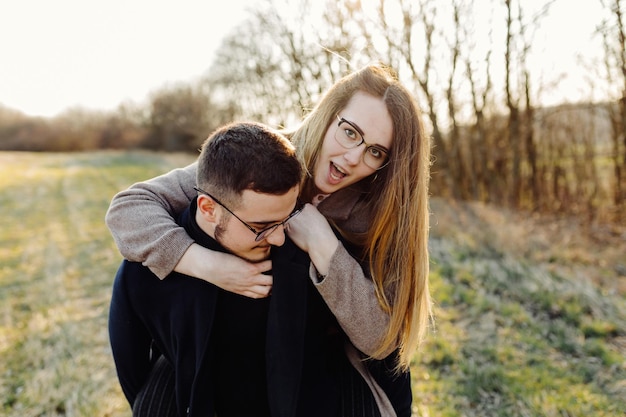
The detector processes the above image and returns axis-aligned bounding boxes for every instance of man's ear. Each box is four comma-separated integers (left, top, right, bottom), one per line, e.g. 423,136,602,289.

197,194,218,222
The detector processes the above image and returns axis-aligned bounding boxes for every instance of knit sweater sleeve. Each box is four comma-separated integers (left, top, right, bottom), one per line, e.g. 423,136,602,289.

105,162,198,279
309,242,393,358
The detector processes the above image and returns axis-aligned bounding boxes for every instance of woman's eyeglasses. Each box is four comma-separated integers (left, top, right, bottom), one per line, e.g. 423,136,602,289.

335,115,390,170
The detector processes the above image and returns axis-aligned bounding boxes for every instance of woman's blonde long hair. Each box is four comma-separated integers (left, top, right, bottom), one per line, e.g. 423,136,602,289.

287,64,432,371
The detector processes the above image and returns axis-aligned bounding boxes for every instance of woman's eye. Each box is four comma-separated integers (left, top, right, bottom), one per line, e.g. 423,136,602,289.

344,128,359,141
368,147,384,159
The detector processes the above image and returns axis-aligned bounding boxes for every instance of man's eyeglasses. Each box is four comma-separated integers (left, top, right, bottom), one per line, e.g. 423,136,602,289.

335,115,390,170
193,187,302,242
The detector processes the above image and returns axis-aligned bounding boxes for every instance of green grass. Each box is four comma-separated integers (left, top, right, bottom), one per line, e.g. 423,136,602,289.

1,151,624,417
413,202,626,416
0,151,196,417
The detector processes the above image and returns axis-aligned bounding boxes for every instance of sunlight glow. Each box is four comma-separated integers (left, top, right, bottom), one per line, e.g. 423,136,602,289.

0,0,611,117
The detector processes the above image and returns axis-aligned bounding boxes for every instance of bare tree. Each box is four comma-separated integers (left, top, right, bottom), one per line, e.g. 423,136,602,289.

204,0,367,127
196,0,620,227
503,0,522,206
206,25,289,125
465,36,494,201
145,82,214,151
503,0,554,207
372,0,453,195
99,102,147,149
598,0,626,218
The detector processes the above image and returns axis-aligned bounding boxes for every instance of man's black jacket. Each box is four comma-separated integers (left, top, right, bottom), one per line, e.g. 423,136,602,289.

108,200,341,417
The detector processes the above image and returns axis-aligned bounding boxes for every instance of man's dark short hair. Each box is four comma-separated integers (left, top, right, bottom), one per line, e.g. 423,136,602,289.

196,121,303,206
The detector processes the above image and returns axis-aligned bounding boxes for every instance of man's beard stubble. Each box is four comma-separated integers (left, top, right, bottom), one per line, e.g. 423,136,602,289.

214,219,271,263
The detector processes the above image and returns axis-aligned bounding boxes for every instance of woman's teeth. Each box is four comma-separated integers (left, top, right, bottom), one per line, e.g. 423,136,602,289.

330,162,346,180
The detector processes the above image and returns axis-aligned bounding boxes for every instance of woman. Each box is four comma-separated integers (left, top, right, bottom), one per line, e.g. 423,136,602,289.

106,64,432,415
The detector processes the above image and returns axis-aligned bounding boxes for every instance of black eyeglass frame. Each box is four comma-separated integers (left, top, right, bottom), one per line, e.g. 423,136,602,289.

335,115,391,170
193,186,302,242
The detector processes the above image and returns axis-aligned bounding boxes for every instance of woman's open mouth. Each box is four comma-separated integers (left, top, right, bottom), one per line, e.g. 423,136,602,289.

329,162,346,183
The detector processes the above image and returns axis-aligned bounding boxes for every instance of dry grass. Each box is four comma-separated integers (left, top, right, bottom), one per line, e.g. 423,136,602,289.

1,151,624,416
0,151,195,417
412,198,626,416
429,198,626,296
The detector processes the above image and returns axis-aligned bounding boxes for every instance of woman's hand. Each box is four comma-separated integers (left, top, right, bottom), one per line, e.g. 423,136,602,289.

286,204,339,276
175,244,273,298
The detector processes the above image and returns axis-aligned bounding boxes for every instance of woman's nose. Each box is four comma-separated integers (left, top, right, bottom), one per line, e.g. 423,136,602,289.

343,145,363,166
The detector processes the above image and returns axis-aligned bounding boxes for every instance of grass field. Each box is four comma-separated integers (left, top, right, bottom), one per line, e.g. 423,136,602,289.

0,151,193,417
1,151,625,416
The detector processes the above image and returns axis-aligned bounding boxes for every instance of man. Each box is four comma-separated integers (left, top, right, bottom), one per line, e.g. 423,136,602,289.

108,122,343,416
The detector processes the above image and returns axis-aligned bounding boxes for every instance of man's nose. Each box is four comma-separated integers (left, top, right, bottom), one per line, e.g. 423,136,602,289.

264,225,286,247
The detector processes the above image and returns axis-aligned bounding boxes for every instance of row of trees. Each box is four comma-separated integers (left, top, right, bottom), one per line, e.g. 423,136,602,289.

1,0,624,225
0,83,226,152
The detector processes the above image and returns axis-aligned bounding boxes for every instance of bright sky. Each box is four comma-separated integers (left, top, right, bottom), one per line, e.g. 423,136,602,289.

0,0,252,117
0,0,609,118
